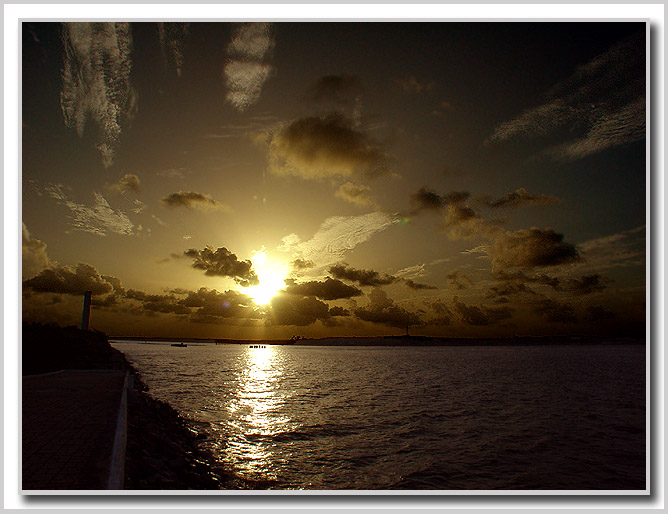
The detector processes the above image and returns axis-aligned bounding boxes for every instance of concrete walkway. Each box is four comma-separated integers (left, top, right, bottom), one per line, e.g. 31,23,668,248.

22,370,128,491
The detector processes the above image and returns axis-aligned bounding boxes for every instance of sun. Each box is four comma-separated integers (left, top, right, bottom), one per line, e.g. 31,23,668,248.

245,249,288,306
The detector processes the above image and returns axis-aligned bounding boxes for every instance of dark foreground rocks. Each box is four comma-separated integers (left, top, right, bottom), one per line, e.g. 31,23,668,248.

22,323,249,490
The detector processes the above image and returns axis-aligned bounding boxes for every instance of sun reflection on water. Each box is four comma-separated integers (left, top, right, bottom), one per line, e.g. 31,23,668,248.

224,345,289,481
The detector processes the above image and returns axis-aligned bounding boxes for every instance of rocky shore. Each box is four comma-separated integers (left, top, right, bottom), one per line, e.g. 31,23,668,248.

22,323,249,490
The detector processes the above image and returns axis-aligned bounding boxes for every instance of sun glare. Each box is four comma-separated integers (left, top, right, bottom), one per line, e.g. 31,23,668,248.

245,249,288,306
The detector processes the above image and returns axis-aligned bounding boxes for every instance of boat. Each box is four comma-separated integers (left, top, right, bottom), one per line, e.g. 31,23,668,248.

171,342,187,347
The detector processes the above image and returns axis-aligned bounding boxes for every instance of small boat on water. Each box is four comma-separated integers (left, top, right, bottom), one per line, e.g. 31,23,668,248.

171,342,187,347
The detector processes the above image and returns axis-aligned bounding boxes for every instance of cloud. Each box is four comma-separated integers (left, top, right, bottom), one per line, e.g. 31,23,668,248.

427,299,453,326
157,22,190,77
283,277,362,300
282,212,400,265
563,274,608,295
335,182,376,208
267,293,331,326
397,75,434,94
329,263,397,287
447,270,472,290
60,22,136,167
156,168,189,179
489,31,645,161
304,74,362,105
184,246,259,286
267,113,391,180
585,305,615,322
178,288,260,322
411,187,470,212
432,100,454,117
575,225,645,272
354,288,422,328
532,298,577,323
45,185,135,236
224,23,275,111
23,263,116,296
108,173,141,193
22,224,52,279
395,263,427,279
452,296,513,326
161,191,230,211
291,258,315,270
403,279,437,290
489,228,579,269
410,187,502,240
491,269,560,290
328,305,350,317
479,188,560,209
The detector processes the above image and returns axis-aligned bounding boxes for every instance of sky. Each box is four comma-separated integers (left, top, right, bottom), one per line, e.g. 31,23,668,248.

21,21,647,339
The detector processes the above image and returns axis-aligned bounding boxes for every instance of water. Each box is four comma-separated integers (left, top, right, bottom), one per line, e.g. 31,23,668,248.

110,342,646,490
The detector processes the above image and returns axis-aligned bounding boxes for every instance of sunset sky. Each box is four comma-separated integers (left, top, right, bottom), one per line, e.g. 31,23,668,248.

21,21,647,339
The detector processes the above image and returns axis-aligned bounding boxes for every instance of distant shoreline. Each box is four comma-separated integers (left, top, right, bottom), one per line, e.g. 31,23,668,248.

109,335,645,347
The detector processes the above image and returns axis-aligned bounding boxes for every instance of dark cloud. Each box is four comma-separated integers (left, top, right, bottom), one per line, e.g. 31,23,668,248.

585,305,615,322
427,299,452,325
411,187,470,212
268,113,391,179
329,263,397,287
480,188,560,209
183,288,260,322
492,270,561,289
162,191,229,211
328,305,350,317
101,274,126,295
533,299,577,323
124,286,260,322
490,228,579,269
268,293,331,326
184,246,259,286
447,270,472,290
304,74,361,104
564,274,608,295
283,277,362,300
23,263,115,296
410,187,503,240
354,288,422,328
404,279,437,290
291,258,315,270
452,296,513,326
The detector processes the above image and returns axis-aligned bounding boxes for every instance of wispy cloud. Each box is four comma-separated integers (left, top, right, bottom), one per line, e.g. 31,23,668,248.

574,225,645,272
224,23,275,111
60,22,136,167
45,184,135,236
157,22,190,77
279,211,400,265
489,31,645,161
